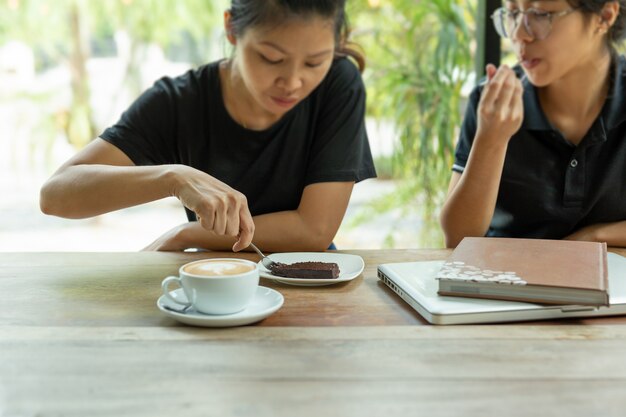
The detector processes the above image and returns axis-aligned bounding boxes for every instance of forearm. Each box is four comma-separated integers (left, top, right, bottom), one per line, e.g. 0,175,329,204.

592,221,626,247
179,210,335,252
40,164,178,218
148,182,352,252
440,139,508,247
251,210,335,251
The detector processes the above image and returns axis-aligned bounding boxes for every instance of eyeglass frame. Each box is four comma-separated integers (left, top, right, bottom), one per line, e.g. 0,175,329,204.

490,6,579,40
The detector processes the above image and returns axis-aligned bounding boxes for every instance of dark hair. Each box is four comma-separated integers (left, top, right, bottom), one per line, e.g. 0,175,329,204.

566,0,626,53
228,0,365,72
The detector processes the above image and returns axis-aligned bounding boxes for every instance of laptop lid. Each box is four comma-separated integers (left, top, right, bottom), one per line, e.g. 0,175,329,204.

377,252,626,325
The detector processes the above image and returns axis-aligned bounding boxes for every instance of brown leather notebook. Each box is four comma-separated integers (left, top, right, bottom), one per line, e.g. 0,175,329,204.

436,237,609,306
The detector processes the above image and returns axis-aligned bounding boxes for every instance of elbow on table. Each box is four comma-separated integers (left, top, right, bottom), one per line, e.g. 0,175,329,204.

441,221,462,248
442,233,463,249
39,180,79,219
440,222,487,249
300,224,337,252
441,220,485,248
439,210,467,249
39,180,58,216
304,233,335,252
440,204,494,248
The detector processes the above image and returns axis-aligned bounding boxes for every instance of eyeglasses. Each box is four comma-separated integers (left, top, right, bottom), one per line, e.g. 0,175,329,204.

491,7,577,40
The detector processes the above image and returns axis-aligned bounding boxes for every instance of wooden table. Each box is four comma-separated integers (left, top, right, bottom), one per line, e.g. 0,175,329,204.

2,249,626,416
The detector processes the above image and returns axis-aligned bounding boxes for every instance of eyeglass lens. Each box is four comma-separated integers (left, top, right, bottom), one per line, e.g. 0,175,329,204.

493,9,551,40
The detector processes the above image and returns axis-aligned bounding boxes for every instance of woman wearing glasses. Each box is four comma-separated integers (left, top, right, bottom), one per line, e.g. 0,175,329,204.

441,0,626,247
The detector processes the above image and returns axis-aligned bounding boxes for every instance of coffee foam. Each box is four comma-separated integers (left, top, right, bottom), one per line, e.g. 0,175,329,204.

183,260,254,276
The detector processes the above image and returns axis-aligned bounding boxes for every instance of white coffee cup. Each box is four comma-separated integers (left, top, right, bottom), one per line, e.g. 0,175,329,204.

161,258,259,315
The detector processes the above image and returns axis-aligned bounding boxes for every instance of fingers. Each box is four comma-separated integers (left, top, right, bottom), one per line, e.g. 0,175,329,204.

479,65,523,121
494,75,518,119
196,211,215,231
224,195,242,237
194,189,249,242
485,64,497,82
480,65,512,110
507,77,524,123
212,197,228,235
176,170,252,248
476,65,524,143
232,205,255,252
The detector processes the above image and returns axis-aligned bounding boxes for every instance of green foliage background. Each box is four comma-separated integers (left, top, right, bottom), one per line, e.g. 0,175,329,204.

349,0,476,247
1,0,478,248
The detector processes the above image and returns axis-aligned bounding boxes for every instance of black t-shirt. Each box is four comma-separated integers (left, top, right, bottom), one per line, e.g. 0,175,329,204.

101,57,376,221
454,55,626,239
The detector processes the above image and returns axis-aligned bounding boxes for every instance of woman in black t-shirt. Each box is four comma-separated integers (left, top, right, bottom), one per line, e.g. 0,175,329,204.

40,0,376,252
440,0,626,248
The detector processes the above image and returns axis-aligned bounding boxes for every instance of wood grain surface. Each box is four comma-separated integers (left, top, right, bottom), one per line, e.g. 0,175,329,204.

1,249,626,416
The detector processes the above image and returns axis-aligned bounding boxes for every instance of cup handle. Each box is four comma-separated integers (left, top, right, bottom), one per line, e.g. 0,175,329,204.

161,276,192,307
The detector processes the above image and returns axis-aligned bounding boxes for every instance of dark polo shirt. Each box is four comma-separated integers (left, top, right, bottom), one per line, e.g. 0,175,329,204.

453,55,626,239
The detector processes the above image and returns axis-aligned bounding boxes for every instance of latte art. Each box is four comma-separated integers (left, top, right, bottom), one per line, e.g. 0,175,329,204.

183,260,255,277
163,258,260,315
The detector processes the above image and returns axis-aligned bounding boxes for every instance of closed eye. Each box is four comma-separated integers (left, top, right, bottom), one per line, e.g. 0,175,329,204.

528,8,551,19
505,8,520,19
259,54,283,65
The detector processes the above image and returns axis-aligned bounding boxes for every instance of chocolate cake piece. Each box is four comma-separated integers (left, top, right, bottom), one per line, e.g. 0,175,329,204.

269,261,340,279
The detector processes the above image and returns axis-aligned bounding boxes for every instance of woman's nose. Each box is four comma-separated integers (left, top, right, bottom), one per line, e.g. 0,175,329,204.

511,14,533,42
277,66,303,93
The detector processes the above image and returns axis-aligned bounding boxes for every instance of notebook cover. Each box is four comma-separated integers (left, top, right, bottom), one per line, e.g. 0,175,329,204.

436,237,609,306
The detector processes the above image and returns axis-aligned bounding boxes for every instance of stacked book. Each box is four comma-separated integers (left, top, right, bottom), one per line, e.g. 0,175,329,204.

436,237,610,307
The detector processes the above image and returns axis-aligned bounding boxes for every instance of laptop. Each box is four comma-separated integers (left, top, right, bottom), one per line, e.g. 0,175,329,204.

377,252,626,325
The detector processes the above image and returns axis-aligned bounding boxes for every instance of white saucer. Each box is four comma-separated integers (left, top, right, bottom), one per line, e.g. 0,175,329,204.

258,252,365,287
157,286,284,327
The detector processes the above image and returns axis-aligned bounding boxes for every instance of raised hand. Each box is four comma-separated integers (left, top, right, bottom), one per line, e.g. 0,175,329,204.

475,64,524,147
170,165,255,252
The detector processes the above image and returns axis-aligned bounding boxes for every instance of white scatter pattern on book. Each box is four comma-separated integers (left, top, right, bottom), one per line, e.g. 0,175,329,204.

437,261,528,285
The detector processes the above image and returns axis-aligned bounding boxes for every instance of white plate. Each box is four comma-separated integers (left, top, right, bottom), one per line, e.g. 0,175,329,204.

258,252,365,286
157,286,283,327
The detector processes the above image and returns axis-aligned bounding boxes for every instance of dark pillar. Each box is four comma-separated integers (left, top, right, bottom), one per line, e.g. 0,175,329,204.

475,0,501,82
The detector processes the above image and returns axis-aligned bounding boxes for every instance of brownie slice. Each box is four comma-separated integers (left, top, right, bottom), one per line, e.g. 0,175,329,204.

269,261,340,279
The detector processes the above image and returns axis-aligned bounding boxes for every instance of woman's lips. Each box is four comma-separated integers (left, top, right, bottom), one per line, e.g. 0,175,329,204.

271,96,298,108
520,58,541,70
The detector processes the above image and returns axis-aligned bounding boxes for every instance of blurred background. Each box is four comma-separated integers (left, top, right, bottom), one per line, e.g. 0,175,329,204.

0,0,491,251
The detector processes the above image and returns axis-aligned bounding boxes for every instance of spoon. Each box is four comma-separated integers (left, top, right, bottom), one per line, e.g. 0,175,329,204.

480,66,527,86
162,304,192,314
249,243,279,270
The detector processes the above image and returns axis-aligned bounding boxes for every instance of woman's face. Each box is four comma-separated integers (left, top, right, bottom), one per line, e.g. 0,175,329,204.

230,15,336,116
508,0,605,86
